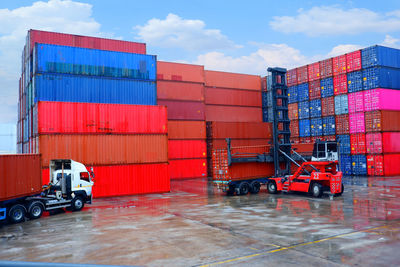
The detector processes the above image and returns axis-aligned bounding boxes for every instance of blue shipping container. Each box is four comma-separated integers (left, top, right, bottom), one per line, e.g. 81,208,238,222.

337,135,351,154
310,118,323,136
299,119,311,137
320,77,334,98
362,66,400,90
288,85,298,103
362,45,400,69
347,71,363,93
334,94,348,115
262,108,268,122
34,43,156,80
33,73,157,105
340,155,352,176
309,99,322,118
298,101,310,119
322,116,335,136
297,83,309,102
351,155,367,176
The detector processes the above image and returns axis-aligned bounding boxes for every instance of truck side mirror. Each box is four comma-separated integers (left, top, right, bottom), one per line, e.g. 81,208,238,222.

90,167,95,179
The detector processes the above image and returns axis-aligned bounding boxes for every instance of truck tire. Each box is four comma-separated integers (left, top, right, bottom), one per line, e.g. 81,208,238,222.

267,181,278,194
27,201,44,220
249,181,261,194
72,196,84,211
8,204,26,224
311,183,323,198
238,182,250,195
335,183,344,197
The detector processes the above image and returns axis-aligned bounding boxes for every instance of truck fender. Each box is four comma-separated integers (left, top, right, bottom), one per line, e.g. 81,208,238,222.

73,190,88,201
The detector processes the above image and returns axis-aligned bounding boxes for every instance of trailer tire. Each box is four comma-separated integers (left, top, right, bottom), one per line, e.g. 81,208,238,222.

249,181,261,194
27,201,44,220
335,183,344,197
238,182,250,195
267,181,278,194
8,204,26,224
72,196,84,211
311,183,323,198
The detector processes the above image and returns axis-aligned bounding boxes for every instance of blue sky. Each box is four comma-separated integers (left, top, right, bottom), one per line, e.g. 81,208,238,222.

0,0,400,152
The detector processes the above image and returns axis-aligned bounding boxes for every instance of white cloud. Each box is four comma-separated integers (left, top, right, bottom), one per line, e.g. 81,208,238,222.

135,13,240,51
270,6,400,36
381,34,400,49
326,44,363,57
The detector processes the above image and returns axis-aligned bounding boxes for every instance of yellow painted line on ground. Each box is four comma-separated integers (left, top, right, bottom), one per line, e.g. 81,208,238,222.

199,225,390,267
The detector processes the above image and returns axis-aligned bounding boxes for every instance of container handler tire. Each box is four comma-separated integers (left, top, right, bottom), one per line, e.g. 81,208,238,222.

335,183,344,197
249,181,261,194
27,201,44,219
267,181,278,194
8,204,26,224
238,182,250,195
311,183,323,198
72,196,84,211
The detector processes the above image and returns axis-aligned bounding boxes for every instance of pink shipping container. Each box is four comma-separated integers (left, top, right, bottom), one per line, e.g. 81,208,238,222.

349,112,365,134
308,62,320,81
320,58,333,79
157,100,205,121
286,69,298,86
346,50,362,72
364,88,400,112
366,133,383,154
309,80,321,99
297,66,308,84
333,54,347,75
333,74,347,95
348,91,365,113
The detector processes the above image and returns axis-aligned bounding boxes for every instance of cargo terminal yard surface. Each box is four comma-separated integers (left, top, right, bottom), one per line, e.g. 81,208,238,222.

1,177,399,267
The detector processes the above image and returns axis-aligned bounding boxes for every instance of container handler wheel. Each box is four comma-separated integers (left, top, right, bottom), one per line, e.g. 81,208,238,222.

27,201,44,219
8,204,26,224
249,181,261,194
238,182,250,195
311,182,323,198
267,181,278,194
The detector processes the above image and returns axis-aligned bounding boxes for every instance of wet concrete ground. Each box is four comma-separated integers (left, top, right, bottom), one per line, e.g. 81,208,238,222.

1,176,400,266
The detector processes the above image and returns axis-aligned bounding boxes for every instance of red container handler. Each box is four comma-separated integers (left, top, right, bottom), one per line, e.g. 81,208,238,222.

308,62,320,81
168,140,207,159
169,158,207,179
286,69,298,86
168,121,206,139
204,70,261,91
320,58,333,78
205,87,261,107
205,105,262,122
309,80,321,99
157,81,204,101
321,97,335,117
336,114,350,134
333,54,347,75
365,110,400,132
346,50,362,72
367,155,384,176
288,103,299,120
333,74,347,95
297,65,308,84
157,61,205,83
383,154,400,176
157,100,205,121
350,133,366,154
366,133,383,154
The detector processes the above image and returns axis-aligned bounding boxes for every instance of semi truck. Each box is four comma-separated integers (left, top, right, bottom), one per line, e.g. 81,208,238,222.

0,155,94,224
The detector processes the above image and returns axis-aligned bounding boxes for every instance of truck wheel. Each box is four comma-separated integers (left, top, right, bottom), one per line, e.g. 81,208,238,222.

249,181,261,194
335,183,344,197
8,204,26,224
238,182,250,195
226,185,235,196
267,181,278,194
72,196,84,211
311,183,323,198
28,201,44,219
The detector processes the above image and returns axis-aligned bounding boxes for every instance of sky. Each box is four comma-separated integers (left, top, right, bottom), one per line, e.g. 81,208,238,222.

0,0,400,152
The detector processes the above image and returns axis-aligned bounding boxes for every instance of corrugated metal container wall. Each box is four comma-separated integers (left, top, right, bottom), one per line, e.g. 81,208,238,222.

350,133,366,154
34,44,156,80
340,154,352,175
382,132,400,153
351,155,367,176
333,54,347,75
91,163,170,198
383,154,400,176
321,77,334,98
38,134,168,167
347,71,363,93
29,29,146,55
297,83,309,101
337,135,351,154
362,45,400,69
362,67,400,90
323,116,336,136
168,140,207,159
205,87,261,106
35,102,167,135
157,81,204,101
333,74,348,95
321,97,335,117
308,62,320,81
206,122,272,139
299,119,311,137
290,120,299,137
320,58,333,79
309,80,321,99
365,110,400,132
167,121,206,139
208,139,271,150
364,89,400,111
346,50,362,72
158,100,205,121
204,70,261,90
309,99,322,118
336,114,350,134
298,101,310,119
288,85,298,103
348,91,364,114
34,73,157,105
205,105,262,122
334,94,349,115
288,103,299,120
297,65,308,84
223,162,275,181
367,155,384,176
169,159,207,179
286,69,297,86
310,118,323,136
157,61,204,83
366,133,382,154
349,112,365,134
0,154,42,201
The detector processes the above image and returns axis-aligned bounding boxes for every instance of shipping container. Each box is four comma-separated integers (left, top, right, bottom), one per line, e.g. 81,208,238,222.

308,62,320,81
298,101,310,119
337,135,351,154
205,87,261,107
334,94,349,115
351,155,367,176
157,61,204,83
346,50,362,72
34,102,167,135
321,97,335,117
320,77,334,98
363,88,400,111
320,58,333,78
206,121,272,139
299,119,311,137
297,83,309,101
286,69,298,86
333,74,348,95
365,133,382,154
169,158,207,179
310,118,323,136
34,73,157,105
299,137,312,143
363,66,400,90
381,132,400,153
37,134,168,167
350,133,366,154
382,154,400,176
347,71,363,93
336,114,350,134
348,91,364,114
0,154,42,201
288,103,299,120
168,140,207,159
167,121,206,139
323,116,336,136
297,65,308,84
208,139,272,150
158,100,205,121
309,99,322,118
349,112,365,134
204,70,261,90
34,44,156,80
205,105,262,122
339,154,352,175
290,119,299,137
309,80,321,99
333,54,347,75
290,137,300,144
366,155,384,176
365,110,400,132
157,81,204,101
288,85,298,103
362,45,400,69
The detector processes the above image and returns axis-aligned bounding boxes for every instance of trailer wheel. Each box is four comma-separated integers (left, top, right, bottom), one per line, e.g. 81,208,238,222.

249,181,261,194
311,183,323,198
267,181,278,194
72,196,84,211
335,183,344,197
8,204,26,224
27,201,44,220
238,182,250,195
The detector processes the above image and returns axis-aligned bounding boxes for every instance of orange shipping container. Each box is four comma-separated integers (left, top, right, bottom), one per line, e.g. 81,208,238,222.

157,81,204,101
157,61,205,83
37,134,168,167
204,70,261,91
205,87,261,107
169,158,207,179
167,121,206,139
205,105,262,122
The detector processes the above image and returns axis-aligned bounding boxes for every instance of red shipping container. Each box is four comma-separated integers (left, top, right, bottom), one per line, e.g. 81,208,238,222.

349,112,365,134
204,70,261,91
321,97,335,117
324,135,336,141
205,87,261,107
35,102,167,135
365,110,400,132
261,76,267,91
382,132,400,153
348,91,364,113
299,137,312,143
157,100,205,121
169,158,207,179
205,105,262,122
168,121,206,139
288,103,299,120
208,139,272,151
383,154,400,176
157,81,204,101
168,140,207,159
320,58,333,78
297,65,308,84
286,69,298,86
363,88,400,112
28,29,146,55
157,61,205,83
346,50,362,72
309,80,321,100
350,133,366,154
367,155,384,176
290,120,299,137
336,114,350,134
333,74,347,95
308,62,320,81
291,137,300,144
333,54,347,75
207,122,272,139
366,133,383,154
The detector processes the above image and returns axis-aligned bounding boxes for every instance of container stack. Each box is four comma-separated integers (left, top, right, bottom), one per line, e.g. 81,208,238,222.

286,45,400,176
18,30,170,197
156,61,207,180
